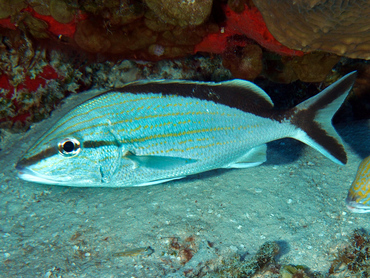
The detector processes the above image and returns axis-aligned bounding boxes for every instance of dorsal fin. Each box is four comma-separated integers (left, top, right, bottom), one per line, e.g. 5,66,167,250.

108,78,274,116
221,79,273,107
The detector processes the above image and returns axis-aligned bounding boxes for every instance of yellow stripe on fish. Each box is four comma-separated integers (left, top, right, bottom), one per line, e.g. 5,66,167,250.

16,73,356,187
346,155,370,213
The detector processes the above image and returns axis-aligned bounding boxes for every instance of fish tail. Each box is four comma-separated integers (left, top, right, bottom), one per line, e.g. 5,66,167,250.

287,71,357,165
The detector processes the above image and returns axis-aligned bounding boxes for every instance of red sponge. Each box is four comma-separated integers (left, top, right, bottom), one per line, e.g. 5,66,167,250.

195,5,304,56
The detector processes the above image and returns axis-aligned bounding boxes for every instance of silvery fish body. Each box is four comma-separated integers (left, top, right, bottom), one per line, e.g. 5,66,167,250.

346,155,370,213
16,72,357,187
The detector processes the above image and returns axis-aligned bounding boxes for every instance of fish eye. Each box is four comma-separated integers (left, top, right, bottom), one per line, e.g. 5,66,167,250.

58,138,81,157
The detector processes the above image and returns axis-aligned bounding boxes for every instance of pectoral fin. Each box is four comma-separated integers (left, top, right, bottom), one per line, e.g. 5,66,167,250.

126,152,197,170
224,144,267,168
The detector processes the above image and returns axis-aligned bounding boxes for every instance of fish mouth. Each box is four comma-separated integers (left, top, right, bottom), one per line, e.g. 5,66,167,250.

16,164,99,186
345,196,370,213
16,165,71,185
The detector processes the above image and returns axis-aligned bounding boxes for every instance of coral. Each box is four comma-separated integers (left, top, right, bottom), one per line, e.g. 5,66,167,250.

284,53,340,83
0,0,26,19
71,6,218,60
145,0,213,27
0,5,85,39
263,52,341,83
0,0,367,128
0,1,303,61
0,31,79,129
203,234,370,278
329,229,370,276
0,35,233,129
20,11,49,39
74,20,111,53
210,241,280,277
228,0,249,13
222,44,263,80
253,0,370,59
1,0,367,65
280,265,312,278
0,36,64,128
167,236,198,265
49,0,74,24
0,65,61,127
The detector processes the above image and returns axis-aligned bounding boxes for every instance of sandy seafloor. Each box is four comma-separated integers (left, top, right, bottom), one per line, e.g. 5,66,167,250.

0,92,369,277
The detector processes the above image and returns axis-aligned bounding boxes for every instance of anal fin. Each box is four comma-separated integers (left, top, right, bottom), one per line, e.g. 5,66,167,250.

224,144,267,169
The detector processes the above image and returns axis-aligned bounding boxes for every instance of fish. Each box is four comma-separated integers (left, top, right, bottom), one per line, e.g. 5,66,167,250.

15,71,357,188
345,155,370,213
112,246,154,257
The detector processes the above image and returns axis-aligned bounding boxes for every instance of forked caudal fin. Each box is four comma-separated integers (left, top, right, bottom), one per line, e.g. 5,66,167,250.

288,71,357,165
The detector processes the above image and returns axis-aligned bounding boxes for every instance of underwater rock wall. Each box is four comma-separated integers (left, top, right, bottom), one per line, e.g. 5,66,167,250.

0,0,369,128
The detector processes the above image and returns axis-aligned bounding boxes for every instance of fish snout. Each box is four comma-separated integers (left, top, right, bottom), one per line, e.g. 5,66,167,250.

15,157,36,177
15,158,56,184
16,165,35,178
15,163,42,183
345,194,370,213
15,158,27,172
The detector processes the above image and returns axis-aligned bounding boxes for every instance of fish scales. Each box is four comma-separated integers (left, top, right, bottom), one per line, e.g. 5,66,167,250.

16,73,357,187
74,92,277,184
346,155,370,213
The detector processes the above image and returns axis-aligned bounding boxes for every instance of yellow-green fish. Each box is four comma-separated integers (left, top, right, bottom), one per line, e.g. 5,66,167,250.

346,155,370,213
16,72,357,187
